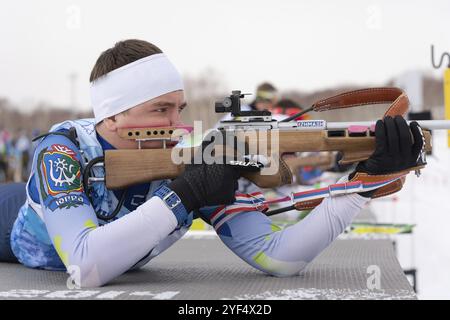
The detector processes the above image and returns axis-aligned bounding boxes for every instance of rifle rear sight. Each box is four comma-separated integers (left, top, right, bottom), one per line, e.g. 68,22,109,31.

215,90,272,120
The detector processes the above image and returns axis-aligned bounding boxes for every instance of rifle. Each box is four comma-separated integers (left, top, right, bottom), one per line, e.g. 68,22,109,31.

84,87,450,219
283,153,336,173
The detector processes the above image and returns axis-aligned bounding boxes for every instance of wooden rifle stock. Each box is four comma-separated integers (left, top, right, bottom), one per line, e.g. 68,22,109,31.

283,153,335,172
104,129,432,190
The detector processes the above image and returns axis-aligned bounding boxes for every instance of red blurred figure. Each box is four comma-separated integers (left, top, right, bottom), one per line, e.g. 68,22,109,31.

272,98,310,120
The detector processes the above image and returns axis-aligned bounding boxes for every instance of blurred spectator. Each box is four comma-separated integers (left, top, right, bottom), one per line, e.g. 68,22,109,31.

14,130,31,182
273,98,311,120
0,129,13,182
0,129,7,182
248,82,278,112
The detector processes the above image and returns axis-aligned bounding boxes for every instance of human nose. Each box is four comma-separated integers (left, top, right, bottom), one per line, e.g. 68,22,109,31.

168,107,182,126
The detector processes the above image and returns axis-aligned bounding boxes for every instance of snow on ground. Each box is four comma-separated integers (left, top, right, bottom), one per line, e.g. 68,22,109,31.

369,130,450,299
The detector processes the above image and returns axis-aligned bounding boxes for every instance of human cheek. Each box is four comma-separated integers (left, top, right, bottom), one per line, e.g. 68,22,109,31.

126,114,170,128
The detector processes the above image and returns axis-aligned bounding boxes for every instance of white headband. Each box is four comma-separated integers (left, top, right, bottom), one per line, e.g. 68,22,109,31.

90,53,184,124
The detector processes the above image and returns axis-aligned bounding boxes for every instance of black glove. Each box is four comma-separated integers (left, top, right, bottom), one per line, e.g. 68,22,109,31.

169,163,240,213
351,115,425,197
168,131,244,216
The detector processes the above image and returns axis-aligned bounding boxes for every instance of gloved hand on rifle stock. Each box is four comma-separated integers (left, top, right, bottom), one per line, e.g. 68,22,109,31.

168,139,245,213
352,115,426,198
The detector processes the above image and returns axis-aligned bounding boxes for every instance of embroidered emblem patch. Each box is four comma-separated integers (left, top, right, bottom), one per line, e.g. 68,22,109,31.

42,144,82,195
37,144,90,211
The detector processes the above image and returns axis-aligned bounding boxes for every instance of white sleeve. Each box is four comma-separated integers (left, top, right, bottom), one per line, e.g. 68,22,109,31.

215,193,370,277
273,193,370,264
44,195,178,288
78,197,178,287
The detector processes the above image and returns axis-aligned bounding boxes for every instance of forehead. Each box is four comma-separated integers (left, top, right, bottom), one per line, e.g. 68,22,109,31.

130,90,185,111
148,90,185,105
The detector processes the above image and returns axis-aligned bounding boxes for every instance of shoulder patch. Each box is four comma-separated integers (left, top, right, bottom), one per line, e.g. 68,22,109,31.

42,144,82,195
37,144,90,211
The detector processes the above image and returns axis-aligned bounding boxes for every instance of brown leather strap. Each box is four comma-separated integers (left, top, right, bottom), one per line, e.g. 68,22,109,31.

371,177,405,199
292,176,405,212
348,169,411,183
294,199,323,211
312,87,409,117
292,173,407,211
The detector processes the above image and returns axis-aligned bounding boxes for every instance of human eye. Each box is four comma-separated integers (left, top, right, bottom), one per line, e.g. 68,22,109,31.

152,107,168,113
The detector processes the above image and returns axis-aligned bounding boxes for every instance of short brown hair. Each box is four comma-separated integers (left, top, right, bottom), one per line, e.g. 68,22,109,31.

256,82,277,93
89,39,163,82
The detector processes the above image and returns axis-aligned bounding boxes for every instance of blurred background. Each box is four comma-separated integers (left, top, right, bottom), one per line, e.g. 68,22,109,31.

0,0,449,299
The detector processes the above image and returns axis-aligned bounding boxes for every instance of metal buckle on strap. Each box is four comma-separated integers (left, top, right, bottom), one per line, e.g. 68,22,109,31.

328,184,342,197
163,191,181,209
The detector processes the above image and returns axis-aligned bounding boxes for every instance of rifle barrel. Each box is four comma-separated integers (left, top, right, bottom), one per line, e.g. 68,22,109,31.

326,120,450,130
